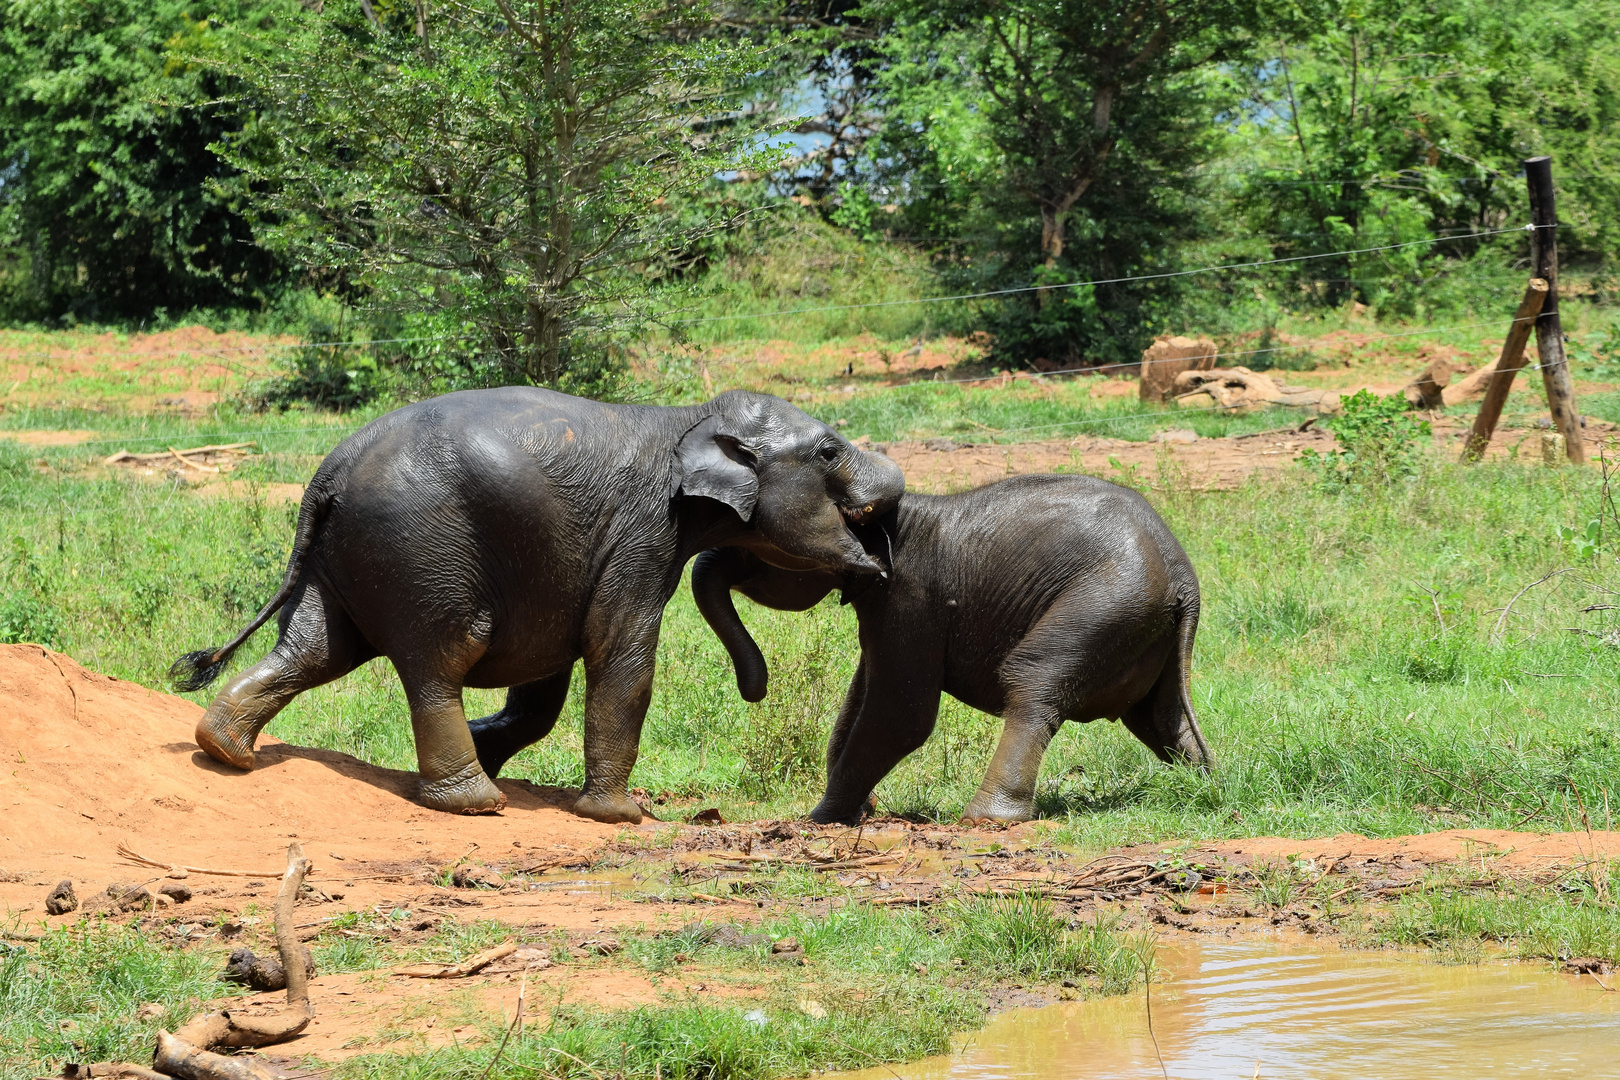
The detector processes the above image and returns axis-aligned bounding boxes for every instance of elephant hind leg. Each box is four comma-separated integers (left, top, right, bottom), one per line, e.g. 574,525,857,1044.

394,659,506,816
468,670,574,779
1121,601,1211,768
961,602,1157,824
196,579,373,770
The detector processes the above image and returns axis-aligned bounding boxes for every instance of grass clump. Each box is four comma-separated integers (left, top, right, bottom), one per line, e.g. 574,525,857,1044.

948,894,1151,993
0,924,234,1078
1364,870,1620,965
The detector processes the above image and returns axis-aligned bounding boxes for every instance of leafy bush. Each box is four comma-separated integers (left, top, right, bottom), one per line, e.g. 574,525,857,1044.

0,591,59,645
249,343,386,412
1301,389,1429,486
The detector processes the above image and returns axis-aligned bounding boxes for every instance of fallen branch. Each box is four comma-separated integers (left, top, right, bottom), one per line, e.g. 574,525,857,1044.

103,443,256,466
168,448,220,474
172,843,313,1051
152,1031,282,1080
393,939,516,979
119,845,290,879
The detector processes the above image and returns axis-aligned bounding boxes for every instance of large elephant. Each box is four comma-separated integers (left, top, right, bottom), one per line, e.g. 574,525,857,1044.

171,388,904,823
692,472,1212,824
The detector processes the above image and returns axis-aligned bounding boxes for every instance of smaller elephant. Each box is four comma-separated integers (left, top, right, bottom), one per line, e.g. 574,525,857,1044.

693,472,1212,824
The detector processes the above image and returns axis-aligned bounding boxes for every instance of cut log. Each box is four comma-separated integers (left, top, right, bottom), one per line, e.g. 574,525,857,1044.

1140,336,1218,403
1402,357,1470,409
152,1032,282,1080
1171,368,1341,415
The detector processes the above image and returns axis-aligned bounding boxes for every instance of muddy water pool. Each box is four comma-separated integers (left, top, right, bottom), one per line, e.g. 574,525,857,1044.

841,940,1619,1079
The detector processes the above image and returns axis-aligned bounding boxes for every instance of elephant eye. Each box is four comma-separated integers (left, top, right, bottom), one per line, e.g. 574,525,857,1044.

820,444,840,462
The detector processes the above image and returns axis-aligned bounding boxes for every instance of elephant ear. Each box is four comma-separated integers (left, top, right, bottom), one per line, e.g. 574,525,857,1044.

674,415,759,521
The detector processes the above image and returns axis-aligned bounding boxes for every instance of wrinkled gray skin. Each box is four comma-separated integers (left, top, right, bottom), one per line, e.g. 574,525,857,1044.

175,388,904,823
693,472,1211,824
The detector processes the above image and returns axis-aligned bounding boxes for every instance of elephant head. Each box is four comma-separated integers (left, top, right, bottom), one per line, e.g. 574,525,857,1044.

675,392,904,579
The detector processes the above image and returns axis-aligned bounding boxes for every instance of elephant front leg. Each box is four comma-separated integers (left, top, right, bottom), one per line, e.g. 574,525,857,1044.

573,615,662,825
399,672,506,815
961,708,1063,823
813,661,941,826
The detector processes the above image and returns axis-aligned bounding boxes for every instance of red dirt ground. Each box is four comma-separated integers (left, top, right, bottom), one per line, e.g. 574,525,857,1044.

0,643,634,923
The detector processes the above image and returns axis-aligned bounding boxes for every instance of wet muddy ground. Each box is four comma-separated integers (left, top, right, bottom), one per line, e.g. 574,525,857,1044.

837,937,1620,1079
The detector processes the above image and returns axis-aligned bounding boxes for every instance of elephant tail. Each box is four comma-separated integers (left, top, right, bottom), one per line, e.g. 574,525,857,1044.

168,477,336,692
691,549,769,702
1173,587,1213,767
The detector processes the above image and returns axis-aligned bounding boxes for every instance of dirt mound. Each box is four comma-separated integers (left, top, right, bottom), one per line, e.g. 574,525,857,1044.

0,644,628,918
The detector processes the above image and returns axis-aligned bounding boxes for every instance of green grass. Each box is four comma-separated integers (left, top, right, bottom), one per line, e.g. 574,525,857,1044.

1355,863,1620,964
315,897,1143,1080
0,924,240,1074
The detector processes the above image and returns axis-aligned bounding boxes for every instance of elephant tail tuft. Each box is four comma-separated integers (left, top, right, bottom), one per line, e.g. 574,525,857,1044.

168,649,231,692
168,476,337,694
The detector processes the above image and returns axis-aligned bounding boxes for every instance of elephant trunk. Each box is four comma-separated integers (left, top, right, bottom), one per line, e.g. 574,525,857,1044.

842,450,906,529
692,549,769,702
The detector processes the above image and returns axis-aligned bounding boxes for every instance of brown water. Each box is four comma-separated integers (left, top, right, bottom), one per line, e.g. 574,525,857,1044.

840,940,1620,1079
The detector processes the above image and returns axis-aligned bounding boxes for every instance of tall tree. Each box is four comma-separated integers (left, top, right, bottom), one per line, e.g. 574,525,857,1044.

866,0,1270,363
0,0,289,323
916,0,1267,278
221,0,781,387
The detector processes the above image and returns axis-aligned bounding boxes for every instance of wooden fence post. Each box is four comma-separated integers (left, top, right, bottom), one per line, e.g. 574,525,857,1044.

1460,278,1549,462
1525,156,1585,464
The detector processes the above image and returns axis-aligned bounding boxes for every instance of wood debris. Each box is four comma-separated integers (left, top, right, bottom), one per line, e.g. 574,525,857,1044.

392,939,517,979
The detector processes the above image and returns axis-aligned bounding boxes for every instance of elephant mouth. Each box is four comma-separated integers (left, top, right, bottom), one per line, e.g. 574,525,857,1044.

838,510,893,579
839,502,879,526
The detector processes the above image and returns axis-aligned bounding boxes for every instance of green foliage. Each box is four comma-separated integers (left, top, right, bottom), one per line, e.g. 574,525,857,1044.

1300,389,1429,486
0,0,289,324
1226,0,1620,312
1556,519,1604,562
0,590,59,645
1568,329,1620,381
215,0,782,388
864,0,1267,366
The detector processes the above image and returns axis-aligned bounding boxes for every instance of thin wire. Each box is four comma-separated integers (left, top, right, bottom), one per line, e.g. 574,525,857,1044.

801,312,1543,395
673,224,1540,325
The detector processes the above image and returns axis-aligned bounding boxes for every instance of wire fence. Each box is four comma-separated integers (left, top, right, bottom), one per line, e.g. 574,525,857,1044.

0,223,1551,365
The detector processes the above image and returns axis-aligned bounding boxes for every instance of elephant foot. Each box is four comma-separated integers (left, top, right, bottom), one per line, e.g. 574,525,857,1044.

419,764,506,815
195,715,259,771
959,790,1035,824
573,789,644,825
808,795,873,826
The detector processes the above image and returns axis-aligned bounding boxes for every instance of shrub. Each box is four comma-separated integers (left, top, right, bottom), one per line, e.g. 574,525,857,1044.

1301,388,1429,486
0,591,60,645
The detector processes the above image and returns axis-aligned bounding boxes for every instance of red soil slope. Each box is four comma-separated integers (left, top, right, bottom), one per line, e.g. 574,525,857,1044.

0,644,628,916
